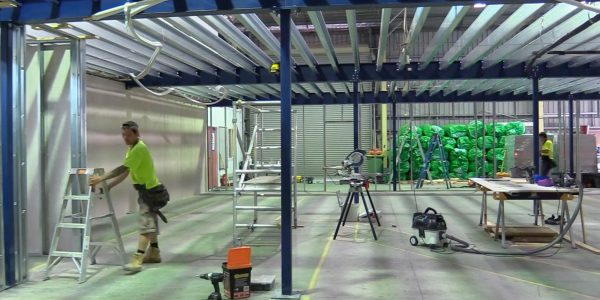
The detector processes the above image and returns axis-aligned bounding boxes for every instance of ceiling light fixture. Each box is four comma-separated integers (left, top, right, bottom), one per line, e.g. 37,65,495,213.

473,3,487,8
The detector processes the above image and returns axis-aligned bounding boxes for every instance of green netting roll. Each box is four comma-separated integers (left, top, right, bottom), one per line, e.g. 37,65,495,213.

420,136,431,148
468,120,485,138
444,124,468,138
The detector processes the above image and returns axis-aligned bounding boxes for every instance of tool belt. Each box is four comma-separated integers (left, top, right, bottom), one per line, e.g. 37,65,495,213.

134,184,170,223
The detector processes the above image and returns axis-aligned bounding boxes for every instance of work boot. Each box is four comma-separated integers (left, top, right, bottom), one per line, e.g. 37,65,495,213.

123,253,144,273
143,247,162,263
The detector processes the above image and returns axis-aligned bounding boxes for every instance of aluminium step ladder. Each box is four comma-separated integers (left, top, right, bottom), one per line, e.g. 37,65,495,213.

232,104,298,244
415,134,452,189
394,134,428,185
45,168,126,283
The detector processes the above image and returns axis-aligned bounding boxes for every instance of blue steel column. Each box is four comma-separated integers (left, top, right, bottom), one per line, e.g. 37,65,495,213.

532,73,540,175
392,96,398,191
1,23,16,287
279,9,293,296
352,74,359,203
568,94,574,176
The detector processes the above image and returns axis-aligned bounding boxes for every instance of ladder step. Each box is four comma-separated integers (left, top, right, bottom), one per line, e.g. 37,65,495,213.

235,223,279,229
64,195,91,201
51,251,84,258
57,222,86,229
89,213,114,221
236,206,281,211
236,169,281,174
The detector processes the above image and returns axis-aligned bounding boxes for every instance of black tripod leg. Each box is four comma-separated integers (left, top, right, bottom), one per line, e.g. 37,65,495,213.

342,189,354,226
364,188,381,226
360,190,378,240
334,189,352,240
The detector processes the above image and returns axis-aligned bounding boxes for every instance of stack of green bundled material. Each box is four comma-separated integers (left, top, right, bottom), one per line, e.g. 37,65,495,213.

400,125,422,138
421,124,445,137
456,136,471,149
444,124,468,138
468,120,485,138
442,137,457,152
476,136,495,149
486,123,507,137
450,148,469,179
487,148,505,162
505,122,526,136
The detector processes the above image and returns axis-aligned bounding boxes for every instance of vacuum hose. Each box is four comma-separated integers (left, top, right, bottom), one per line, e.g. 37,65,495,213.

447,182,584,256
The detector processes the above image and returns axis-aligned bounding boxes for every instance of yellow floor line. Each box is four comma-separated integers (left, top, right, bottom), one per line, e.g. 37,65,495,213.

303,235,334,300
374,241,600,300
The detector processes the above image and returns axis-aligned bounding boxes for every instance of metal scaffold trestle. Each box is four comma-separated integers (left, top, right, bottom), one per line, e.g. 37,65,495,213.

232,102,299,245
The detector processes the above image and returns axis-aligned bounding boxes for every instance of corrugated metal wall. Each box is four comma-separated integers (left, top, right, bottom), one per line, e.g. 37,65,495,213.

244,104,373,178
544,100,600,130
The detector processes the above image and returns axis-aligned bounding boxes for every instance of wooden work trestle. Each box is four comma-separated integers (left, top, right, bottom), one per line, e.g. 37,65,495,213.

471,178,580,248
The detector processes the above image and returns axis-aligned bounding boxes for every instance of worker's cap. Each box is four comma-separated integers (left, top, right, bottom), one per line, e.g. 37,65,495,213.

121,121,139,131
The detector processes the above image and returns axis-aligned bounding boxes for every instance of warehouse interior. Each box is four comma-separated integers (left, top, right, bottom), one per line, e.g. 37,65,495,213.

1,0,600,299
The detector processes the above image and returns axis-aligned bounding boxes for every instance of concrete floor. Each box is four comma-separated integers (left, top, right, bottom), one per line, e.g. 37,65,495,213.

2,188,600,300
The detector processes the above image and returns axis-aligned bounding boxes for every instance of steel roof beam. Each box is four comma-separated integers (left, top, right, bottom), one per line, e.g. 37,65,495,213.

308,11,340,73
99,20,216,73
441,4,507,69
138,18,238,72
210,90,600,106
374,8,392,94
486,3,580,68
396,7,430,95
164,17,257,70
545,25,600,67
461,3,546,69
419,5,470,69
200,15,273,70
346,10,361,71
307,11,350,95
505,7,600,68
134,60,600,88
65,22,198,74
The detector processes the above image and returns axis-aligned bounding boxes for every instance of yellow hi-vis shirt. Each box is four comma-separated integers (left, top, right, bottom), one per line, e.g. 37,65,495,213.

541,139,554,160
124,140,160,189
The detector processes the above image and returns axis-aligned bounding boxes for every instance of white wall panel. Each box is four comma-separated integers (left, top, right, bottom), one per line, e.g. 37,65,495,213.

86,75,207,220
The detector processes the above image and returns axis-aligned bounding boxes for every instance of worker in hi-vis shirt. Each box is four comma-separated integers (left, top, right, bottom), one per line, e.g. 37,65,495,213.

539,132,556,177
89,121,163,273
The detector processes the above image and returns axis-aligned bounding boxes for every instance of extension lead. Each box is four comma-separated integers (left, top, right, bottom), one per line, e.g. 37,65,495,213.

443,182,584,256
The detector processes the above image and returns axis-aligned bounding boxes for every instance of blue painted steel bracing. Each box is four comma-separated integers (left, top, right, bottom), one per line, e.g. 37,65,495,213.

1,22,16,287
532,76,540,175
128,62,600,89
279,9,293,297
0,1,554,24
209,90,600,106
